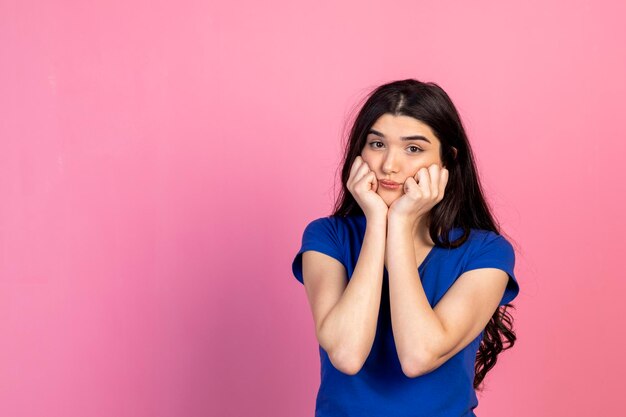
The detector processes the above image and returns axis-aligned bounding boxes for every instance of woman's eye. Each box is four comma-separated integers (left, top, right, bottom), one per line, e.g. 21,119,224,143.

368,142,422,153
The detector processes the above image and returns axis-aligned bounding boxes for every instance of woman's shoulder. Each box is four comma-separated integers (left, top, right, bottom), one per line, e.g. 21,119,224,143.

307,213,366,229
446,226,508,241
301,214,366,245
469,228,512,243
443,227,513,251
468,227,499,240
465,228,515,256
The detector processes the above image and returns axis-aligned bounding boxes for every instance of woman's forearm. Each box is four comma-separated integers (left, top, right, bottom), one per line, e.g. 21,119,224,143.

318,216,387,374
386,218,445,376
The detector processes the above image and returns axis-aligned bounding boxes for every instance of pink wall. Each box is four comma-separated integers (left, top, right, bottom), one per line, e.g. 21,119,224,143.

1,0,624,415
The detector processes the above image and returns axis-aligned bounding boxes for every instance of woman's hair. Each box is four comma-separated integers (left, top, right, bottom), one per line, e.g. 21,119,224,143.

330,79,517,391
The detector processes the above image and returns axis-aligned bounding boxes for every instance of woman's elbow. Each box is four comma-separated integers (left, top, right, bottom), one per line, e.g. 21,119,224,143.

400,353,435,378
328,348,365,375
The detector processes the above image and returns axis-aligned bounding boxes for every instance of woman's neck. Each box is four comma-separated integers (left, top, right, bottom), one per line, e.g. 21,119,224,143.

412,215,435,249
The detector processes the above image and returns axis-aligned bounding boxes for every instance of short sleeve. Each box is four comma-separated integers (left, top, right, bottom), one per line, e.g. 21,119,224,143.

464,233,520,306
291,217,345,285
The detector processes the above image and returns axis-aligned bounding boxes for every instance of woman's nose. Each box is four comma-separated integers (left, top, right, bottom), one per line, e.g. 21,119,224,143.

382,152,399,174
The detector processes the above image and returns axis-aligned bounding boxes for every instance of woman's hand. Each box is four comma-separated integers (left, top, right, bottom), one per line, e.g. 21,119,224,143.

388,164,449,227
347,156,388,221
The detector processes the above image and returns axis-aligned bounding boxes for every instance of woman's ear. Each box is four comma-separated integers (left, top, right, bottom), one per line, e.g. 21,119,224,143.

451,146,458,159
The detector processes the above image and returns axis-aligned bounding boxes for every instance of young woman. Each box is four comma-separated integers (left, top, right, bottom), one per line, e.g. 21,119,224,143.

292,79,520,417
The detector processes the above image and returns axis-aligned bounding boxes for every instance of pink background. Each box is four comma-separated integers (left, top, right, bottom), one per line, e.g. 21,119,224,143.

1,0,624,416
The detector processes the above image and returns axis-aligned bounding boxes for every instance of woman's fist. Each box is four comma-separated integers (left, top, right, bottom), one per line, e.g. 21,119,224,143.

388,163,449,225
347,156,388,220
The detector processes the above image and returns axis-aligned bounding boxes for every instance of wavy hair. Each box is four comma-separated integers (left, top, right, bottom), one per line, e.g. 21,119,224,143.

330,79,517,391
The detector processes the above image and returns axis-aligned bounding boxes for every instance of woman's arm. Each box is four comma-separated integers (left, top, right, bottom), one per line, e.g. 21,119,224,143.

386,217,508,378
385,217,447,377
314,215,387,375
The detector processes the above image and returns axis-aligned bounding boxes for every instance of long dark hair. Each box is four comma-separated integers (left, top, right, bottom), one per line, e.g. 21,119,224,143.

330,79,517,391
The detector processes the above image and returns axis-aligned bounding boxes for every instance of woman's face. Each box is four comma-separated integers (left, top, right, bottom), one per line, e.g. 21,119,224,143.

360,113,444,207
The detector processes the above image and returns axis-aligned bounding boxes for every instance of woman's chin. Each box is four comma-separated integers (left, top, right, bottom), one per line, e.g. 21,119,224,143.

377,191,401,207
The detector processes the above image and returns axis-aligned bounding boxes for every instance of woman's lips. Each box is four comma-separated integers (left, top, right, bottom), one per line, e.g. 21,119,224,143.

379,179,400,190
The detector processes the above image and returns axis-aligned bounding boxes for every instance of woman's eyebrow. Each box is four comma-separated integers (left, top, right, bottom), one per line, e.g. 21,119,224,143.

368,129,431,144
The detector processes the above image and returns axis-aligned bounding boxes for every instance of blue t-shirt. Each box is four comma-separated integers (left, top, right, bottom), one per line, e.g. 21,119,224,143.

291,214,520,417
